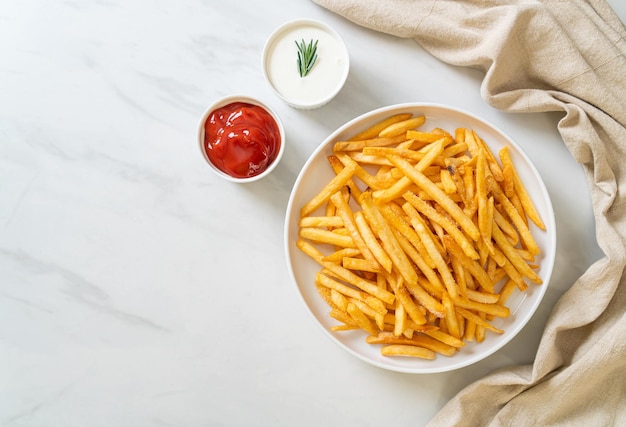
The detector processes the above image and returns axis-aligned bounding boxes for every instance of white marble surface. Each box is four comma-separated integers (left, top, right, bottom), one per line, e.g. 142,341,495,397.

1,1,624,426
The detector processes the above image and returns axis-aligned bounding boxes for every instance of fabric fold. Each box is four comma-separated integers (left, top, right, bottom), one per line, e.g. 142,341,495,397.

312,0,626,425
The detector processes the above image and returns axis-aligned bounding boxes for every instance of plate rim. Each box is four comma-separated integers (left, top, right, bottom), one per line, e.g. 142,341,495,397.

284,101,557,374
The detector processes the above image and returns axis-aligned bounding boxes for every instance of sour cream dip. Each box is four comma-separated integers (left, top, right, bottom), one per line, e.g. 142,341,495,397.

263,19,349,110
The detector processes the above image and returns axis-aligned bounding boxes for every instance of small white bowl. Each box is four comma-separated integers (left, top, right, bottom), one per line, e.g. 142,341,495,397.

262,19,350,110
198,95,285,183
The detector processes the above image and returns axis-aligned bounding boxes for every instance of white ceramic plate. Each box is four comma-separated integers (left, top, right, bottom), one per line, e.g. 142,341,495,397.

284,103,556,373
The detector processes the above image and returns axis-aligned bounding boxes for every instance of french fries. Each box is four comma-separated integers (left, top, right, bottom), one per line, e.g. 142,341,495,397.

296,113,546,360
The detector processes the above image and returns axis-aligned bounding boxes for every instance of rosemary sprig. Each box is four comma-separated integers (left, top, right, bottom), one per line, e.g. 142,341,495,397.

295,38,318,78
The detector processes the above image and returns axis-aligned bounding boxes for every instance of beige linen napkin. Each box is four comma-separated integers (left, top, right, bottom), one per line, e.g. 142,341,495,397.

312,0,626,425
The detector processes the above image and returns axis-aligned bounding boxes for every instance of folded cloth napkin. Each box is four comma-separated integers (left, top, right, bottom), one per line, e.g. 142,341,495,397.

312,0,626,425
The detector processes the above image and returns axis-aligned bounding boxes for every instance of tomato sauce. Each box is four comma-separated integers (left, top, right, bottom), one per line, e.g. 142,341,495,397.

204,102,282,179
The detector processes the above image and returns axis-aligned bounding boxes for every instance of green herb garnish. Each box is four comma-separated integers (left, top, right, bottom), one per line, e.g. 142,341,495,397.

296,38,318,78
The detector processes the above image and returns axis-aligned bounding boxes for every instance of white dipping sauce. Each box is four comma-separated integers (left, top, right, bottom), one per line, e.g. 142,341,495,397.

264,21,349,109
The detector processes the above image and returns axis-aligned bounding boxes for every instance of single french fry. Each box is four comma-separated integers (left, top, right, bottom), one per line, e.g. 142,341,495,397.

444,236,496,293
450,256,468,298
498,278,520,305
299,216,344,228
486,255,497,280
348,297,378,317
510,191,527,227
379,116,426,138
475,311,487,343
406,129,449,144
321,260,396,305
346,151,392,167
431,127,453,138
330,324,359,331
299,227,355,248
452,296,510,318
324,200,337,224
456,311,466,339
491,244,527,290
462,163,477,216
440,168,457,194
363,146,425,162
367,332,456,356
455,128,466,144
330,289,349,311
380,344,436,359
464,319,477,342
342,257,381,273
486,196,496,250
514,173,546,230
466,289,500,304
329,307,358,327
476,153,495,255
326,156,362,203
493,208,519,245
462,128,481,156
349,113,413,141
335,134,408,152
423,329,466,348
300,161,358,217
349,298,385,330
494,268,508,285
394,298,407,337
474,130,504,181
502,163,516,198
441,142,469,159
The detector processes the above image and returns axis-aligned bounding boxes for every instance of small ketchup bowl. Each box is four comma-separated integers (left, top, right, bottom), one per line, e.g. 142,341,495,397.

198,95,285,183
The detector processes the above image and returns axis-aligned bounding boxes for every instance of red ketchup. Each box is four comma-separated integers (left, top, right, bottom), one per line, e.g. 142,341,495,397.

204,102,281,179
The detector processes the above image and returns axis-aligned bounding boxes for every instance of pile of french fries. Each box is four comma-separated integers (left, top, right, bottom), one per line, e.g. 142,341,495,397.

296,113,546,360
